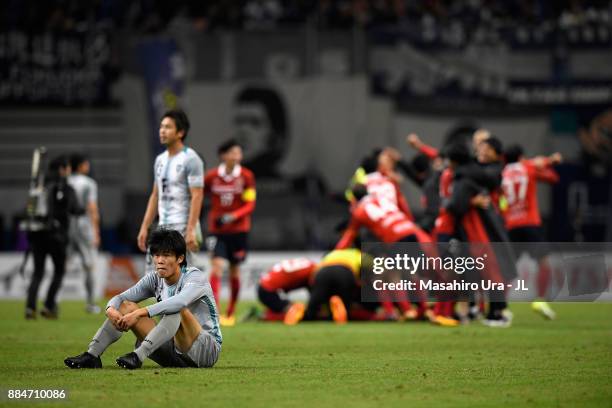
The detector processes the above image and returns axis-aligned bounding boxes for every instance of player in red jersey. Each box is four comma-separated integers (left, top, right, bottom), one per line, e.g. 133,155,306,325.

336,184,435,322
346,147,415,220
502,145,562,319
336,185,431,249
204,140,256,326
257,258,317,321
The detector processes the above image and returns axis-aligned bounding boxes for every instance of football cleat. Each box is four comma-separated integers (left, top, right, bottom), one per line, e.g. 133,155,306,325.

531,301,556,320
283,303,305,325
329,296,347,324
220,314,236,327
40,307,58,320
25,308,36,320
482,316,512,328
86,304,101,314
431,315,460,327
64,352,102,369
116,352,142,370
402,309,419,321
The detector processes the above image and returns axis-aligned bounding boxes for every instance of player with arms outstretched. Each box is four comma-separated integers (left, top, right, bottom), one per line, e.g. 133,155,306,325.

205,140,256,326
502,145,562,319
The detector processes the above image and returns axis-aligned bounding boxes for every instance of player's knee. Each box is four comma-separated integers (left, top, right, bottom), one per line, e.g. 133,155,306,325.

211,262,224,277
179,308,194,319
119,301,138,313
229,266,240,278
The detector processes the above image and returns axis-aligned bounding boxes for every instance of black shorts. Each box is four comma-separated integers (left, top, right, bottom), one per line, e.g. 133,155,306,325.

207,233,248,265
257,285,289,313
508,226,550,260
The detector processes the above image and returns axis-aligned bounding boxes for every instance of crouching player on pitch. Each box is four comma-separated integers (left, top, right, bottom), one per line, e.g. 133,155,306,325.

284,249,363,325
257,257,317,321
64,229,222,369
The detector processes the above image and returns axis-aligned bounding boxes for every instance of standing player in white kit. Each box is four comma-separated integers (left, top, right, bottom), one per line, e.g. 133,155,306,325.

68,153,102,313
137,110,205,270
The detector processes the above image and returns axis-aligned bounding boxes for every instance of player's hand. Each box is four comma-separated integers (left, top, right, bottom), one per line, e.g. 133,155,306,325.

387,170,403,184
406,133,422,149
106,307,125,331
117,310,141,331
549,152,563,165
215,214,236,227
137,227,148,253
470,193,491,209
185,229,199,252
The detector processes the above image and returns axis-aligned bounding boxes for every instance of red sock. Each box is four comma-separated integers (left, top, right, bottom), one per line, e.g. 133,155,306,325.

226,276,240,317
443,301,454,317
397,300,412,314
433,301,443,316
349,309,377,321
416,302,427,318
538,259,551,299
381,300,395,316
210,275,220,308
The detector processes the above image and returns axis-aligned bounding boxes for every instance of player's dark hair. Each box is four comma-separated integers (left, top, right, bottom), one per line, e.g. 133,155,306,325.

361,148,382,174
148,228,187,267
504,144,524,164
218,139,242,156
482,136,503,155
443,143,471,165
48,155,70,180
411,154,431,174
443,122,479,148
352,183,368,201
70,153,89,171
162,109,190,141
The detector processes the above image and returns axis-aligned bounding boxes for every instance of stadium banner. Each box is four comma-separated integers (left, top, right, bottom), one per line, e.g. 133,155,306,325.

360,242,612,303
368,22,612,50
0,252,109,301
137,38,186,158
0,30,112,105
370,43,612,109
192,30,366,81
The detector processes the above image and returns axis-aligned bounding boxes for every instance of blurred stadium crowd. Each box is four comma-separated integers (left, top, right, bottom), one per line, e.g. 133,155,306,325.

2,0,610,32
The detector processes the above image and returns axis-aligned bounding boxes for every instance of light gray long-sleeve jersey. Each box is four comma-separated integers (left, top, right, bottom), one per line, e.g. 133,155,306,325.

107,266,222,345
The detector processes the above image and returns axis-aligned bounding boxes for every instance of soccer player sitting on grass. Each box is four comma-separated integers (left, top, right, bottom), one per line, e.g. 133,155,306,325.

64,229,222,369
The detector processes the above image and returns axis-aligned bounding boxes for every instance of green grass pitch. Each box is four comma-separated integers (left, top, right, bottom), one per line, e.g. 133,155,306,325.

1,301,610,407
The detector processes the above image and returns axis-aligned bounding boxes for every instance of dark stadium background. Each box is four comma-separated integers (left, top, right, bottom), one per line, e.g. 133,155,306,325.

0,0,610,255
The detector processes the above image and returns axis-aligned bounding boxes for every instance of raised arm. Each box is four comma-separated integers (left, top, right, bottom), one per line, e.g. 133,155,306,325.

406,133,439,160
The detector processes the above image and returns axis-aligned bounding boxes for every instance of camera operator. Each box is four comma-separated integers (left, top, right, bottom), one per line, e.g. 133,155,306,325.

25,155,83,319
